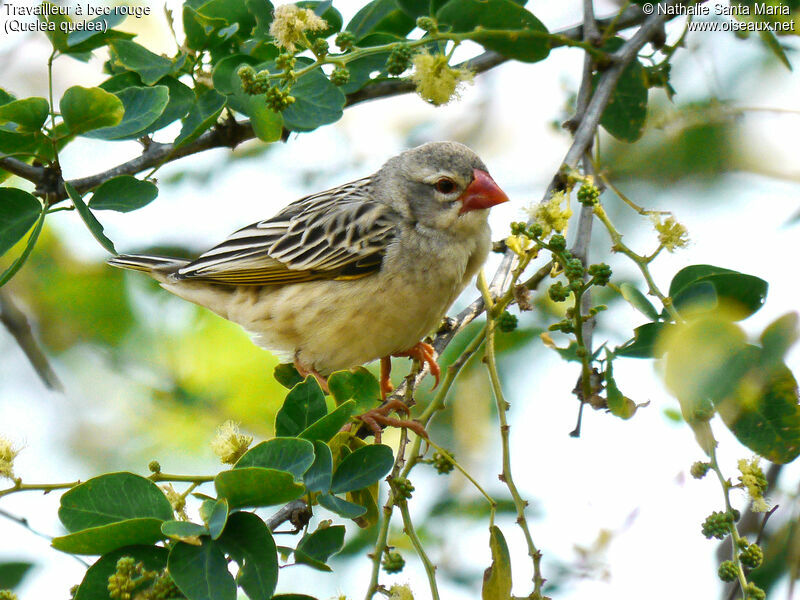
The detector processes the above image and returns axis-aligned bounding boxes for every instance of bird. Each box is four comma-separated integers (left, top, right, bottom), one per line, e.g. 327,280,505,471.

108,141,509,437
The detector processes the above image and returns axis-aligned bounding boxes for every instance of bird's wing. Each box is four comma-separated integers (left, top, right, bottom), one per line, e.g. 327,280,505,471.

174,177,401,285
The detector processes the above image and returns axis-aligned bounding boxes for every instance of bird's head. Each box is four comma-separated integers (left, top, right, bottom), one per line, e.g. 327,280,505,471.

375,141,509,233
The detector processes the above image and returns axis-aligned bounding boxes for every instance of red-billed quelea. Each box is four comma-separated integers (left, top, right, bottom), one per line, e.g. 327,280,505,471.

109,142,508,433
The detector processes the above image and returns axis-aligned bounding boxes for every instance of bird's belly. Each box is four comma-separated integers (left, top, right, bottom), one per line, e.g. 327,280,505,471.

229,265,465,374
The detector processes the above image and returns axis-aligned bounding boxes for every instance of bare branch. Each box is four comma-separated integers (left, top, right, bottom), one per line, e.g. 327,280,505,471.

0,291,63,391
0,155,44,182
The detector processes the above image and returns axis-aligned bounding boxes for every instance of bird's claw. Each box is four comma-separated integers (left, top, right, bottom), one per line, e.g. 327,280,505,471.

350,399,427,444
394,342,441,389
294,356,330,394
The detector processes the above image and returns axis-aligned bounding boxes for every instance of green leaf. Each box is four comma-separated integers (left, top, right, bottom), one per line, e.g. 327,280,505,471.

196,0,256,39
183,4,229,50
146,77,195,133
67,8,127,47
0,208,45,288
88,175,159,213
717,356,800,464
274,363,304,389
299,400,356,442
168,539,237,600
0,89,17,106
329,367,381,412
272,595,319,600
83,85,170,140
331,444,393,494
275,377,328,437
282,65,345,132
604,350,637,419
74,545,167,600
109,40,176,86
212,54,261,95
161,520,208,542
615,322,672,359
60,86,124,135
217,511,279,600
437,0,550,63
248,96,284,142
246,0,275,38
51,518,166,555
58,472,173,531
317,493,367,519
206,498,229,540
235,437,315,479
760,313,799,368
619,282,659,320
174,88,226,148
214,467,305,508
758,29,792,71
295,525,345,571
482,525,512,600
304,441,333,493
662,316,752,424
596,37,648,142
39,3,72,52
0,97,49,132
346,0,415,40
65,182,117,254
0,561,33,590
0,188,41,257
397,0,448,18
668,264,768,320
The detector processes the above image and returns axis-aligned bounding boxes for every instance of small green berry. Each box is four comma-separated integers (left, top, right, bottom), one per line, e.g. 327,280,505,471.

391,476,414,501
701,511,733,540
576,183,600,205
264,85,295,112
276,54,296,71
717,560,738,582
549,233,566,251
335,31,356,50
745,583,766,600
565,258,584,280
739,543,763,569
386,44,413,75
510,221,526,236
529,223,544,237
690,461,710,479
432,451,455,474
382,550,405,574
148,460,161,474
548,281,570,302
330,67,351,86
497,311,518,333
312,38,329,57
587,263,612,286
416,16,437,32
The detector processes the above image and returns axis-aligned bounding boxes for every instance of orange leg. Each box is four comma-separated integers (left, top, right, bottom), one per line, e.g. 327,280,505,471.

352,399,427,444
393,341,441,389
293,356,330,394
380,356,394,401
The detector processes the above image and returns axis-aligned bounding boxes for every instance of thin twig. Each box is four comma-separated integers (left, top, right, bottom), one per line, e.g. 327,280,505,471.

0,291,63,391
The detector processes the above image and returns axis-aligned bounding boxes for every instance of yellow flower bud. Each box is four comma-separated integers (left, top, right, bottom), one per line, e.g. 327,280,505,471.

651,215,689,252
0,436,20,481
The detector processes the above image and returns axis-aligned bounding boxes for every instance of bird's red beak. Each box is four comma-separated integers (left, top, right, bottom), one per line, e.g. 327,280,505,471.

458,169,509,214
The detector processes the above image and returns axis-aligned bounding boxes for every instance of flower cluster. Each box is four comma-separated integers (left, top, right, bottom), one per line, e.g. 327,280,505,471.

529,191,572,238
0,436,20,480
738,457,769,512
269,5,327,52
651,214,689,251
211,420,252,465
411,51,474,106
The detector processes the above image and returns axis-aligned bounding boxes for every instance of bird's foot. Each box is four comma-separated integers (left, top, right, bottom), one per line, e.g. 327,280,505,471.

293,357,329,394
379,356,395,402
352,399,427,444
393,342,441,389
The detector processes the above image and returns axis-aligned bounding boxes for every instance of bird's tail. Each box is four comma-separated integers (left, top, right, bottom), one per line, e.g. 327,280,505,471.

107,254,190,283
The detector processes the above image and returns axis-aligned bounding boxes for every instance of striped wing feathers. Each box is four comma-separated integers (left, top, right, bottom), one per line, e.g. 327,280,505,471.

174,177,400,285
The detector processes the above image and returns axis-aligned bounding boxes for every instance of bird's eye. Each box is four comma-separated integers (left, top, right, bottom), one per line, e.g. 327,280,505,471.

434,178,457,195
